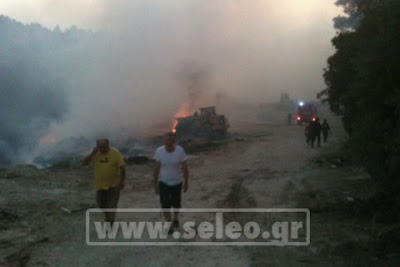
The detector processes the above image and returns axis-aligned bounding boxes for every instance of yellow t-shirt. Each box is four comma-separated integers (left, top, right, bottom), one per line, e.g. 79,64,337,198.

91,147,125,190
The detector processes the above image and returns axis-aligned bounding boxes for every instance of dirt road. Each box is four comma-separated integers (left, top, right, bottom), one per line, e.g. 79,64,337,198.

2,112,392,266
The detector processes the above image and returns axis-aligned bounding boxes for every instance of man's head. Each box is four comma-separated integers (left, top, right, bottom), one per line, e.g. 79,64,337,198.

96,138,110,154
164,132,176,148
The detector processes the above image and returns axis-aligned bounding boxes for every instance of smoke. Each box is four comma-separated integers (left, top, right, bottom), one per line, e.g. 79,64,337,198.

0,19,69,166
175,62,212,112
59,0,340,130
0,1,342,166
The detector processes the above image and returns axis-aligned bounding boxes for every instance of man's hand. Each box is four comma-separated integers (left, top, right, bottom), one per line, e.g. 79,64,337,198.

119,180,125,190
82,146,99,166
182,161,189,193
153,181,159,195
119,166,126,190
153,161,161,195
183,181,188,192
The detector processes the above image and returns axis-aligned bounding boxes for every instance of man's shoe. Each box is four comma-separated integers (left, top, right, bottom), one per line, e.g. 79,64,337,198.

173,219,180,228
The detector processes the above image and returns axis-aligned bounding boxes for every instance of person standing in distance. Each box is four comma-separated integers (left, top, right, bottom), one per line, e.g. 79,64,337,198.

310,118,322,148
82,138,126,226
321,119,331,143
152,132,189,232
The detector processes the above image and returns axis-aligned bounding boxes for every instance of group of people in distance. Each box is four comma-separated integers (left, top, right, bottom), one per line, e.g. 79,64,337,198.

304,118,331,148
82,132,188,234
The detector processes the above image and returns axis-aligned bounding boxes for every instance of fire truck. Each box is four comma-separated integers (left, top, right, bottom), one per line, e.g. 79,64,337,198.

296,101,317,125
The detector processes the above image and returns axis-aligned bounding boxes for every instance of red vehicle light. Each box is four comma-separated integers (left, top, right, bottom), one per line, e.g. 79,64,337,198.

297,116,301,120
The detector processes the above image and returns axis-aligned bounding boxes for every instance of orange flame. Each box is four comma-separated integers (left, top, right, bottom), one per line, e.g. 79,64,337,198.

40,133,57,144
172,120,178,133
171,105,192,133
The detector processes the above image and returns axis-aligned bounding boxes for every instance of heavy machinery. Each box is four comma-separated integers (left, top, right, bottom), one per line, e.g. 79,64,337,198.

174,106,229,139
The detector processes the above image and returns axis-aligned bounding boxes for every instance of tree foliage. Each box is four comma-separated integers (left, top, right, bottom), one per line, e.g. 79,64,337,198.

320,0,400,191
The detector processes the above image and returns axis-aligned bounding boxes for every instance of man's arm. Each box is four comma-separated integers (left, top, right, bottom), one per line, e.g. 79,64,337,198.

82,147,98,166
119,165,126,189
182,160,189,192
152,161,161,194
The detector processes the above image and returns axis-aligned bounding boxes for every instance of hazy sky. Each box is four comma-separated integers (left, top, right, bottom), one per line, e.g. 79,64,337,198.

0,1,342,103
1,1,341,31
0,0,339,29
0,0,104,29
0,0,343,107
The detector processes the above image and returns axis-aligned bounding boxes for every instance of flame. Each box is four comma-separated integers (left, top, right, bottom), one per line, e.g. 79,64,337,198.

171,105,192,133
172,120,178,133
40,133,57,144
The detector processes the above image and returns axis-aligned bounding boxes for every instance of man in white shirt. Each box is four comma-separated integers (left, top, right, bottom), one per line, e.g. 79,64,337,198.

153,132,189,231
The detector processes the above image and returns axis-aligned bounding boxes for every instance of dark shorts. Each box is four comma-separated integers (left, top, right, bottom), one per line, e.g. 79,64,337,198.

159,181,182,209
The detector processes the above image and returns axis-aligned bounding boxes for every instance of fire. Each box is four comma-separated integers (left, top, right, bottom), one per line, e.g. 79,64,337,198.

172,120,178,133
171,105,192,133
40,133,57,144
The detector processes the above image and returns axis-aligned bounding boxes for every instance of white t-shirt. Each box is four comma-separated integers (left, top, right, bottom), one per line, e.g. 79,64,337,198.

154,145,187,185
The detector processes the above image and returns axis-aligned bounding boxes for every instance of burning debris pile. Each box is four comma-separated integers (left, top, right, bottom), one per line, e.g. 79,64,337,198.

33,136,92,168
33,136,158,168
174,106,229,140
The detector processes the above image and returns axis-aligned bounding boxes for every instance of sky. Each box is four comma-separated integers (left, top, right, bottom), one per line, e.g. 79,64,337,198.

0,1,341,32
0,0,343,164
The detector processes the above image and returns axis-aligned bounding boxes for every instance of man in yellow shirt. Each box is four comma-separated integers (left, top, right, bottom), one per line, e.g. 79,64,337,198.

83,138,125,225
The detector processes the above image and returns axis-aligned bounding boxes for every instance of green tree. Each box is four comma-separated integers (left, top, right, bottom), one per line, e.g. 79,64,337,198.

320,0,400,192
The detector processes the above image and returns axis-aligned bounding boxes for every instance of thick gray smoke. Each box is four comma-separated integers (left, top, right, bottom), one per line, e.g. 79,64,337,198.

175,62,212,112
0,17,69,166
0,1,341,166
